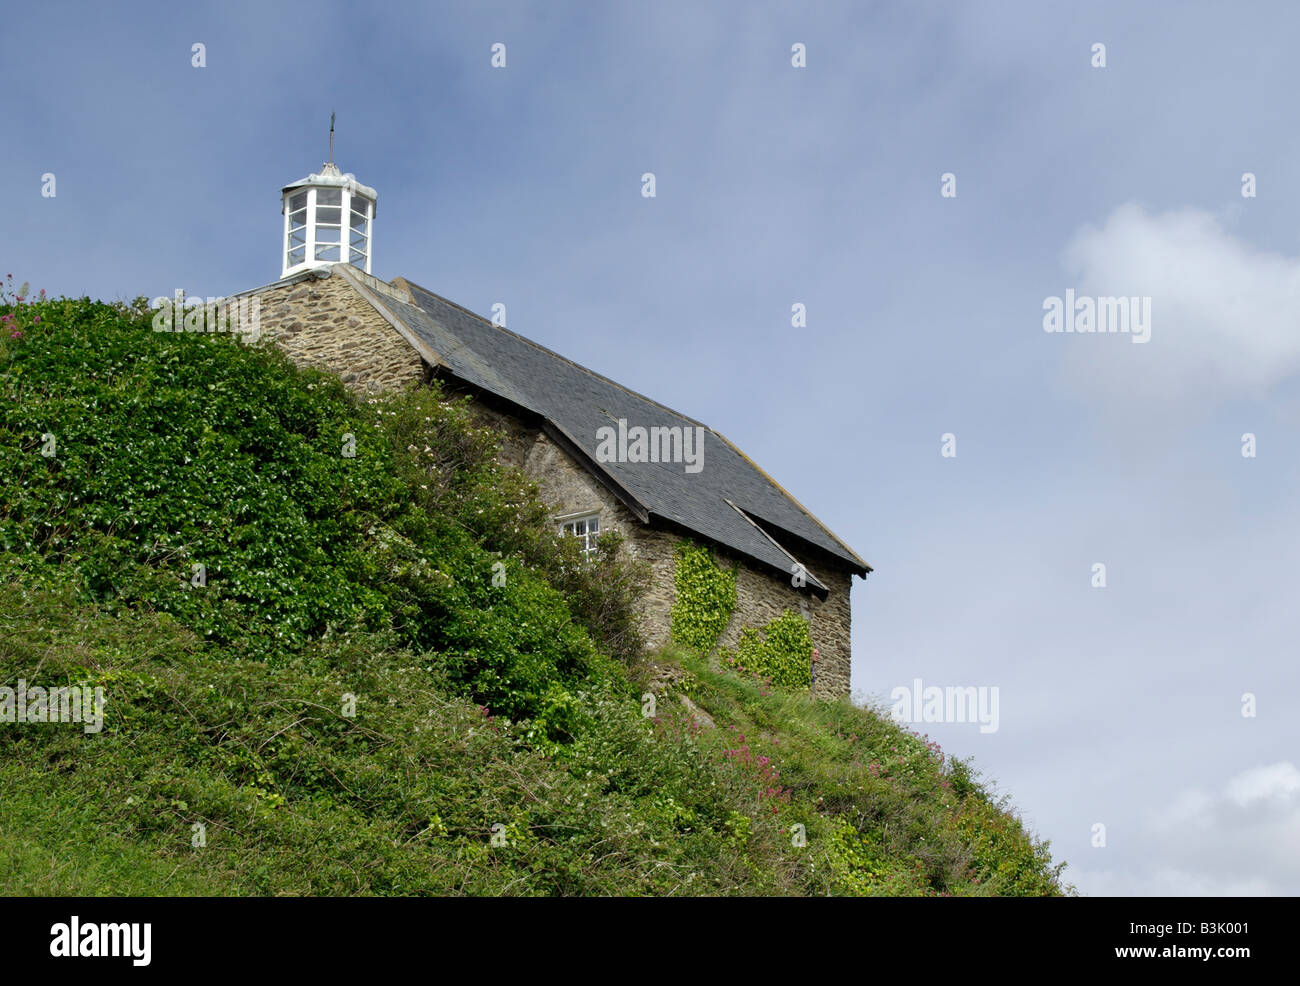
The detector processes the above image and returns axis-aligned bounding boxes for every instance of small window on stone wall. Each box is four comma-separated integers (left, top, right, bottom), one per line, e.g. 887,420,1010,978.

558,512,601,555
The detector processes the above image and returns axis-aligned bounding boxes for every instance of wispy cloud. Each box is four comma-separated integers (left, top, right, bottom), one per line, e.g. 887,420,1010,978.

1060,203,1300,401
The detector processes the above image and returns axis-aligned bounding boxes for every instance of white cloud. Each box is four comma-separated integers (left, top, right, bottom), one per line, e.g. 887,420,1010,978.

1058,203,1300,402
1078,762,1300,896
1224,761,1300,808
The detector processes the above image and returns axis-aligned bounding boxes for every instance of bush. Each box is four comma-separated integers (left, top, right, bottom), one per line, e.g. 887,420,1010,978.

0,289,1072,897
0,296,642,721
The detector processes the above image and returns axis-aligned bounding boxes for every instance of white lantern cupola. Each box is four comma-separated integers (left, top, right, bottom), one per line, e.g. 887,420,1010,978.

281,161,377,279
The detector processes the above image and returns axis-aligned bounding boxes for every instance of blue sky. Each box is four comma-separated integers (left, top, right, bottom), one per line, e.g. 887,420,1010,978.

4,0,1298,895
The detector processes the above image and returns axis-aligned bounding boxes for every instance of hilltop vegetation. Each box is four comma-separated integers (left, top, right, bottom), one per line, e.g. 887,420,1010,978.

0,289,1070,895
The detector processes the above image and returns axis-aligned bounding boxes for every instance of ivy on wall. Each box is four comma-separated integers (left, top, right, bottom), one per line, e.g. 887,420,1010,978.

721,609,813,690
669,540,737,653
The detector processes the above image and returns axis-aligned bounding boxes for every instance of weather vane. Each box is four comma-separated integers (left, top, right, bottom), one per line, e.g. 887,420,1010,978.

328,111,335,164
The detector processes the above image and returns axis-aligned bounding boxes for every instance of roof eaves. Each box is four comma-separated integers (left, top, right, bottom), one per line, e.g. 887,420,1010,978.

541,420,651,524
722,499,830,594
712,427,872,574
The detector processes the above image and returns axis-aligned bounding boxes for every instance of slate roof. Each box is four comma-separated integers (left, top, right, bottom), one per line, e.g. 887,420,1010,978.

338,267,871,588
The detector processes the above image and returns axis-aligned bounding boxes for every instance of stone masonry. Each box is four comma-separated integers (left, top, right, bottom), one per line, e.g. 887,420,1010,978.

461,399,853,696
246,267,424,392
249,265,855,697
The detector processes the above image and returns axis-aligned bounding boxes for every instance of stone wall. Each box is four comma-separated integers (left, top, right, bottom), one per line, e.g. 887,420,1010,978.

257,268,856,698
249,269,425,393
704,540,851,699
461,400,854,697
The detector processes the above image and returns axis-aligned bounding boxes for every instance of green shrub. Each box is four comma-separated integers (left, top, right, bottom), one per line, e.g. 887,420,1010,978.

0,289,1072,897
0,296,637,721
379,384,651,663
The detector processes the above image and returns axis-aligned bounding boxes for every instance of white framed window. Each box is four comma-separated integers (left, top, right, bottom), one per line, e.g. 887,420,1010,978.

349,193,372,268
557,512,601,555
286,190,308,269
282,185,374,277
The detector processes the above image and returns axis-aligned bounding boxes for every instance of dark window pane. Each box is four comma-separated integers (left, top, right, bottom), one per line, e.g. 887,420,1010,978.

317,188,341,206
317,207,341,225
290,192,307,211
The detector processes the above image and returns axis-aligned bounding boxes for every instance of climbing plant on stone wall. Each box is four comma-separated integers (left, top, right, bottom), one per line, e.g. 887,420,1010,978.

720,609,813,690
669,540,737,653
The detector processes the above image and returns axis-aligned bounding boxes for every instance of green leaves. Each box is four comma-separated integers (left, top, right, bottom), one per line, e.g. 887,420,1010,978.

668,541,736,653
1,298,391,657
0,295,628,722
722,609,813,691
0,295,1071,898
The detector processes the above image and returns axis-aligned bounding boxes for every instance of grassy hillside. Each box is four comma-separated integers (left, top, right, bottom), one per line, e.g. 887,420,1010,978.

0,288,1070,896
